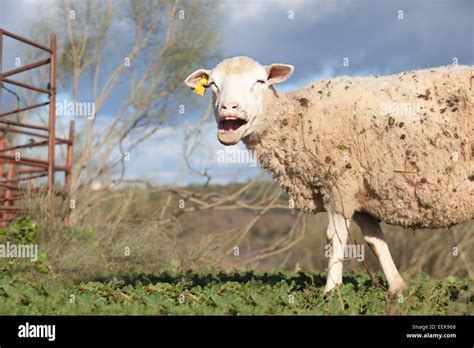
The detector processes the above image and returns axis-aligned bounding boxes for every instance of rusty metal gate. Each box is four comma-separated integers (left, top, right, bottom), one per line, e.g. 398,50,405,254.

0,29,74,226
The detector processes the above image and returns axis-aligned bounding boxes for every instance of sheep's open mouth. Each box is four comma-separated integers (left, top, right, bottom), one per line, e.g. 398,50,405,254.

217,117,248,145
218,118,248,132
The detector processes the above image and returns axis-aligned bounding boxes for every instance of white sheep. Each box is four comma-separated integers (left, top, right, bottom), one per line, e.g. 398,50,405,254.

185,56,473,293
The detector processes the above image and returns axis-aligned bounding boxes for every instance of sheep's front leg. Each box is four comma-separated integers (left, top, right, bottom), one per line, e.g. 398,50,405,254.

353,213,406,293
324,212,350,292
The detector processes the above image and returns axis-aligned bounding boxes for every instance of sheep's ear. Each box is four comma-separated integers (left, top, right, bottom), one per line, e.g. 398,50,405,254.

184,69,211,88
266,64,294,85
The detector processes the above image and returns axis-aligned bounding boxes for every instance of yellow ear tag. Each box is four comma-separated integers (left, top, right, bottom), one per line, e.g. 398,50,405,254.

193,75,208,96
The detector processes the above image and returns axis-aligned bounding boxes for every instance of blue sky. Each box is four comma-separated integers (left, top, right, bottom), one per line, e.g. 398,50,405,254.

1,0,473,185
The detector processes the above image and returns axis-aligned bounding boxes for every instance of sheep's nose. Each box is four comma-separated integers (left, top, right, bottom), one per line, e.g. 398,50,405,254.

221,102,239,110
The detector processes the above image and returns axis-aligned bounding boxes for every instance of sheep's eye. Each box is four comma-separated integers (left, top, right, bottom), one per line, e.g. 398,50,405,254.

256,79,266,84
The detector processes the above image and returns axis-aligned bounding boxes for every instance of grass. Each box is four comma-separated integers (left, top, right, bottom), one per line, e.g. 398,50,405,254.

0,196,471,316
0,267,471,315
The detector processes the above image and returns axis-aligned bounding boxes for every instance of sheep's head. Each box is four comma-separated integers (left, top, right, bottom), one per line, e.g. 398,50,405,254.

184,56,293,145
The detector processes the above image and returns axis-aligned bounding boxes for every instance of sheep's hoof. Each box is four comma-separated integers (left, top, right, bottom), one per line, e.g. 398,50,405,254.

324,283,341,294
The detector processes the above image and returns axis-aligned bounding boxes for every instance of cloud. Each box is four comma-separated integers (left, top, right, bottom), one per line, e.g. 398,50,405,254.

121,122,259,185
218,0,473,87
224,0,346,26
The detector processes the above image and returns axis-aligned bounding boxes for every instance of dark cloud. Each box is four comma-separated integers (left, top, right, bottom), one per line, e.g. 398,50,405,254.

219,0,474,85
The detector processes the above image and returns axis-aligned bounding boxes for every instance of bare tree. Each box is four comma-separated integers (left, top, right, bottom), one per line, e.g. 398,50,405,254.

7,0,217,221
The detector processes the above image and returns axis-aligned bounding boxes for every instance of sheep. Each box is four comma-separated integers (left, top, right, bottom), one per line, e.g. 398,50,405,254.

184,56,474,293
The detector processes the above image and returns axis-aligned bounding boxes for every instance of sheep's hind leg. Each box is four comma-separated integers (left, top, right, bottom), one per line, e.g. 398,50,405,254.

324,212,350,292
353,213,406,293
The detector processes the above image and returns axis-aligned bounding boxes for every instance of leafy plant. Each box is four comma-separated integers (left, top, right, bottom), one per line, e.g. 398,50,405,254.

6,217,37,244
0,270,470,315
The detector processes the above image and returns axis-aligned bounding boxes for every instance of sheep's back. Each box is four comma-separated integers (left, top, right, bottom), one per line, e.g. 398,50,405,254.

291,65,473,227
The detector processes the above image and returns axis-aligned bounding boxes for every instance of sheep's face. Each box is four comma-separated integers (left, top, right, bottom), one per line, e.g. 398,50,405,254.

185,56,293,145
